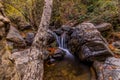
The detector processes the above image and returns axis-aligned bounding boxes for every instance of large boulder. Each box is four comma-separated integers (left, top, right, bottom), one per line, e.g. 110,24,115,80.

93,57,120,80
68,23,113,61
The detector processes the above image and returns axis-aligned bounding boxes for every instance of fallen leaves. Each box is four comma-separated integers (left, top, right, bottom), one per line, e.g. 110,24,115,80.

109,44,120,57
47,47,57,55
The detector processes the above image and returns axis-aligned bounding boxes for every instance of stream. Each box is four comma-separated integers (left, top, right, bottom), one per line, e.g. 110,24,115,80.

44,31,93,80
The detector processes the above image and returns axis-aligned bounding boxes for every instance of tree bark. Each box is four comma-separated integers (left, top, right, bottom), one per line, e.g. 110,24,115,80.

11,0,53,80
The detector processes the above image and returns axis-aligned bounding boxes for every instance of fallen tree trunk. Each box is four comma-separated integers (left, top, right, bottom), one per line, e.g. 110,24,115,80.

11,0,53,80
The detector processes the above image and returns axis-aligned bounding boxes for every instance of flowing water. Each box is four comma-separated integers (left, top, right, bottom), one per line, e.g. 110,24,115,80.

44,31,93,80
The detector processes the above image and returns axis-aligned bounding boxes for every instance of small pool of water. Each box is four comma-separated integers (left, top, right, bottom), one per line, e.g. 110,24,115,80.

44,54,93,80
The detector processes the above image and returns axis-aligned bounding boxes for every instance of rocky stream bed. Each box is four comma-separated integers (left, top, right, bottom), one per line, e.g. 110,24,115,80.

0,11,120,80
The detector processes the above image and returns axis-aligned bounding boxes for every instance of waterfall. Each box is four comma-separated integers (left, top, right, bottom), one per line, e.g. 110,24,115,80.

48,30,72,56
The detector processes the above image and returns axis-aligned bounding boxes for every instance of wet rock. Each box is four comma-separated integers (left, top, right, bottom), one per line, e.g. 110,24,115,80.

93,57,120,80
68,38,80,55
52,48,66,61
25,32,35,46
62,26,74,35
53,28,63,36
46,33,56,45
68,23,113,61
6,26,26,47
61,25,71,31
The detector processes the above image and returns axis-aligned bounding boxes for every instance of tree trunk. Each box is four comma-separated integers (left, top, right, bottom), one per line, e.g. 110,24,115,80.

11,0,53,80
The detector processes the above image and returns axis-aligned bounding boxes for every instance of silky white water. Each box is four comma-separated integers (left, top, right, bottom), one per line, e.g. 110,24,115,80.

48,30,73,56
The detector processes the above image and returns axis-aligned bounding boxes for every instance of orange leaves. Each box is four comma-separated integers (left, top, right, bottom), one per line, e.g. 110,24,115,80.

109,44,120,55
109,44,115,51
47,47,57,55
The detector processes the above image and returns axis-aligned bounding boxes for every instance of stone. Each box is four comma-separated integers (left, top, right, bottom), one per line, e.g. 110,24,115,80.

61,25,71,31
0,27,5,39
61,26,74,35
46,33,56,45
0,21,4,28
93,57,120,80
112,41,120,49
53,28,63,36
6,26,26,47
68,23,113,61
95,23,113,32
52,48,66,61
25,32,35,46
19,24,32,31
0,15,10,24
0,15,10,39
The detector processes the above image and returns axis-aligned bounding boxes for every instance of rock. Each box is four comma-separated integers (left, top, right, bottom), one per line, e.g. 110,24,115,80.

95,23,113,32
12,16,31,31
61,25,74,35
68,23,113,61
0,21,4,28
6,26,26,47
52,48,66,61
19,24,32,31
68,37,80,55
80,41,113,61
0,27,5,39
53,28,63,36
93,57,120,80
0,15,10,24
61,25,71,31
25,32,35,46
46,33,56,45
0,15,10,39
112,41,120,49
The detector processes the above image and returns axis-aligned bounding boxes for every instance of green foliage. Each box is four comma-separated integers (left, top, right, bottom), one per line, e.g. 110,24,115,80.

1,0,120,28
2,0,44,28
51,0,119,27
86,0,119,24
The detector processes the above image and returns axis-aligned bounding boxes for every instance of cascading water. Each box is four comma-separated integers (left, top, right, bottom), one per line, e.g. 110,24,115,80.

45,30,91,80
48,30,73,56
